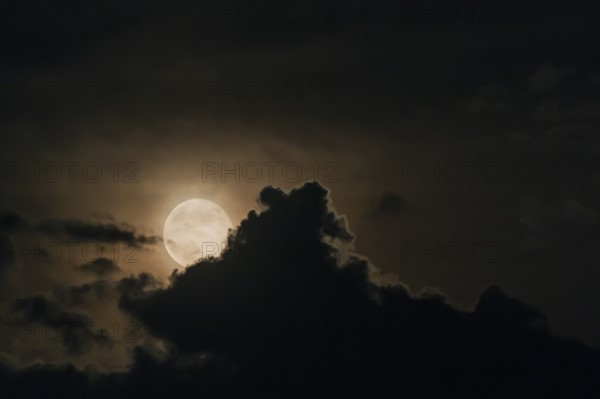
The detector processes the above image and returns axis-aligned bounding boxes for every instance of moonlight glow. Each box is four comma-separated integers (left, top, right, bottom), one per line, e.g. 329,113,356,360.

163,199,233,266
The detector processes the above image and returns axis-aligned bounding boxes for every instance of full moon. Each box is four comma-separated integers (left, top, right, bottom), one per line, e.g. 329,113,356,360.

163,199,233,266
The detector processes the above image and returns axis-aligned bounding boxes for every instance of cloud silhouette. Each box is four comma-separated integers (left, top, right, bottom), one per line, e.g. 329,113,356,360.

0,210,161,248
519,196,599,242
52,280,115,307
1,182,599,398
377,191,407,213
117,182,599,398
37,219,161,248
73,258,121,277
0,234,15,269
2,295,111,355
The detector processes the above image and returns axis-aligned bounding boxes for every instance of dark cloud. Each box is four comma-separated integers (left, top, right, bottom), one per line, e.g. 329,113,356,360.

117,273,161,299
111,182,596,398
528,64,563,92
0,210,28,233
3,295,111,355
0,345,236,399
0,234,16,269
0,361,91,399
73,258,121,277
0,210,161,248
377,192,408,214
38,219,161,248
519,196,598,242
474,285,549,332
52,280,114,307
2,182,600,397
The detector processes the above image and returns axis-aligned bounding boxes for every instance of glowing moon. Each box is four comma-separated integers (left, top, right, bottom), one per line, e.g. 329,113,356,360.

163,199,233,266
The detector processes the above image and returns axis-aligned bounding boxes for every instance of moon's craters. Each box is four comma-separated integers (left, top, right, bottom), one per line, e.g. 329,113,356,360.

163,199,233,266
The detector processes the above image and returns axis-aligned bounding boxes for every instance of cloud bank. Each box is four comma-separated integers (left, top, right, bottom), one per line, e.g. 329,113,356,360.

2,182,598,398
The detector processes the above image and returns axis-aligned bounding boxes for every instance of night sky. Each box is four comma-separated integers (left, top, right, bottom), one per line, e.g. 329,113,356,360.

1,1,599,398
